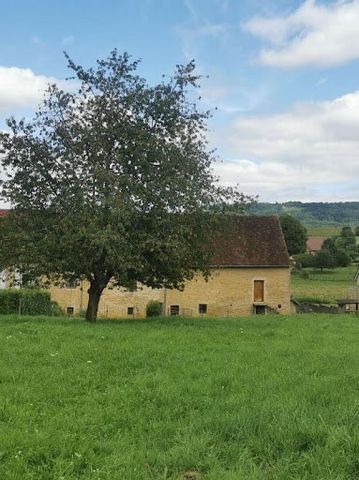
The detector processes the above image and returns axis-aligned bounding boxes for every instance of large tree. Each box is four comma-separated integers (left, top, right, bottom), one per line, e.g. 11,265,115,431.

279,214,307,256
0,51,248,322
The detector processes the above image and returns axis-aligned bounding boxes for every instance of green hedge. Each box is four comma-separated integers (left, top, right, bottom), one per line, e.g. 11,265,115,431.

0,289,62,316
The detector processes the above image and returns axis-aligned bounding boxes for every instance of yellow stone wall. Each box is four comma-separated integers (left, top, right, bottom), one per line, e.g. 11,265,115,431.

166,267,290,316
50,267,290,318
50,282,164,319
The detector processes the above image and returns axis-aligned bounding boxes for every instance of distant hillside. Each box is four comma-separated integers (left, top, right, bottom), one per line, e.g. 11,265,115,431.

248,202,359,227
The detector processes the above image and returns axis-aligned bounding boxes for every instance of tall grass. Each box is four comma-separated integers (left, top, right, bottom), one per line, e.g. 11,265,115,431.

1,314,359,479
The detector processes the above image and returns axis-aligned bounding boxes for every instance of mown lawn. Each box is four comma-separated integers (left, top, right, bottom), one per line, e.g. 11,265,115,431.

291,264,358,304
1,314,359,480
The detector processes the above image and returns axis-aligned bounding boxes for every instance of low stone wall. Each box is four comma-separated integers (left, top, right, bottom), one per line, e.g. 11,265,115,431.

292,301,339,314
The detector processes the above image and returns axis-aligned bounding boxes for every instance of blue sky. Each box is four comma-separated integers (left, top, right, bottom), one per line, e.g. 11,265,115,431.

1,0,359,202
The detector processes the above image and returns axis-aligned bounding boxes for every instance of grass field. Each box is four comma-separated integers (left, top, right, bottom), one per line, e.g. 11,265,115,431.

305,226,359,238
305,226,341,237
291,264,358,304
2,314,359,479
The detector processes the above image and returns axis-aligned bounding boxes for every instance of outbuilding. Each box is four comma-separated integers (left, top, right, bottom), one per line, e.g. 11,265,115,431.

51,215,291,318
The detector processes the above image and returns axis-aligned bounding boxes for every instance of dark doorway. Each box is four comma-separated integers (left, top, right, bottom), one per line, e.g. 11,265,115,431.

255,305,266,315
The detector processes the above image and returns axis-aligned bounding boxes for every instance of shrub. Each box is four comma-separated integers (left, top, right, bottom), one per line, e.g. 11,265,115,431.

51,301,64,317
335,250,351,267
0,289,21,314
0,288,61,316
312,249,336,271
294,253,314,269
146,300,162,317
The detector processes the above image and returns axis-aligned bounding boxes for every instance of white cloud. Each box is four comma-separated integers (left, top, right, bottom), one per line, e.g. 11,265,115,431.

0,66,59,114
215,90,359,201
243,0,359,68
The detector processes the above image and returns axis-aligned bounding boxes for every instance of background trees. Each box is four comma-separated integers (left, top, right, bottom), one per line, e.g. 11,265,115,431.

312,249,336,272
294,226,356,272
250,201,359,227
336,227,358,261
279,214,307,256
0,51,248,322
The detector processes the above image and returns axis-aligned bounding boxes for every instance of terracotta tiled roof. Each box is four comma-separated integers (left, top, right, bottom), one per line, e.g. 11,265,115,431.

211,215,290,267
306,236,327,252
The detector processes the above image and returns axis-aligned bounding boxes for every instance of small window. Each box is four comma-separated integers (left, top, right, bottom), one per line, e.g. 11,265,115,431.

127,307,134,315
66,306,74,316
170,305,180,316
199,304,207,314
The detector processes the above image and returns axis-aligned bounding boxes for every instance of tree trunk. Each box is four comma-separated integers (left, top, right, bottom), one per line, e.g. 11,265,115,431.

85,282,104,322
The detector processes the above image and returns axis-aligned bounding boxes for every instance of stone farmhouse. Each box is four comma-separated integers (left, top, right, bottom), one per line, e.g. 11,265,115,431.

51,215,291,318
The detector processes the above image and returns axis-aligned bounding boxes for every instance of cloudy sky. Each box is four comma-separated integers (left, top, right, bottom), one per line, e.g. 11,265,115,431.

1,0,359,203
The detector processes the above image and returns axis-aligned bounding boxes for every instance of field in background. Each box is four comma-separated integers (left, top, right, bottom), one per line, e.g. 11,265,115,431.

2,314,359,479
305,226,341,237
291,264,357,304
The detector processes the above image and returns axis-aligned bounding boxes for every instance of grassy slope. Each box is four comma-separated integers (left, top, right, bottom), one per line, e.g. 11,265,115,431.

291,264,357,304
305,226,341,237
2,315,359,479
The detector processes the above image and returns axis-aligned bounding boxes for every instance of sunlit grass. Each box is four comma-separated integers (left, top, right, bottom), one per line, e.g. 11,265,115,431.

1,314,359,479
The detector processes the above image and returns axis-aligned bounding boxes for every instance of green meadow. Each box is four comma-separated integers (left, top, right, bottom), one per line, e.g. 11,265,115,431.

2,314,359,479
305,226,342,237
291,264,357,304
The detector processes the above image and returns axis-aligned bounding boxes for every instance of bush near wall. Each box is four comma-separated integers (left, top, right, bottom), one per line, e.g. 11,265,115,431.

146,300,163,317
0,289,62,316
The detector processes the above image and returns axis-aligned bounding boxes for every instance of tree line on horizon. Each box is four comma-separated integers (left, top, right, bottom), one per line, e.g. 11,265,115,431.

249,202,359,226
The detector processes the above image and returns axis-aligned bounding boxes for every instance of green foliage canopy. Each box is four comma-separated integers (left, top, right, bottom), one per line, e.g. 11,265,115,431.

279,214,307,256
321,238,351,267
0,51,248,322
312,249,337,272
